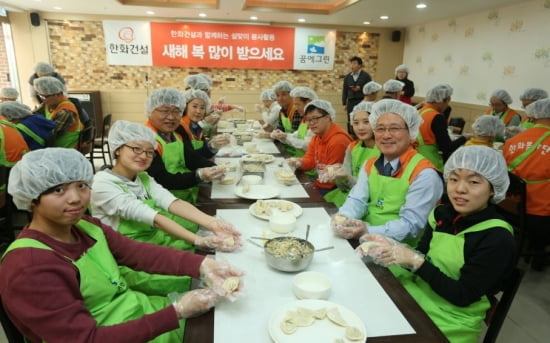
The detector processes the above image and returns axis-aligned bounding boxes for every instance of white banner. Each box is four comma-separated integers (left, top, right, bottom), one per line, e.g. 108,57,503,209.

293,28,336,70
102,20,152,66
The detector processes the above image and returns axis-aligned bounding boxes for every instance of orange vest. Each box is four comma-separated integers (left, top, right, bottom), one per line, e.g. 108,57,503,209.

484,108,521,126
503,125,550,216
364,146,436,184
47,97,82,132
415,104,439,146
0,117,29,167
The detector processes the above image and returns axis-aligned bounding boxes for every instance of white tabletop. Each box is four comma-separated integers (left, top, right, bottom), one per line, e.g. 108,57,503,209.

214,208,414,342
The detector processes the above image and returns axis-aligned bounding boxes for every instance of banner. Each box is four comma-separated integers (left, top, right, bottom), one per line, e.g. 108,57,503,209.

102,21,335,70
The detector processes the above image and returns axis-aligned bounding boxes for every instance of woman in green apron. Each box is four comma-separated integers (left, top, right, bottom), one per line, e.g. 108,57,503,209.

1,148,243,342
91,120,241,252
323,101,380,207
360,146,516,343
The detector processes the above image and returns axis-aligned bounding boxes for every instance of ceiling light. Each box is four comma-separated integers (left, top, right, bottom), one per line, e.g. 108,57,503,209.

298,18,306,23
146,11,155,15
363,21,370,25
53,6,62,10
416,3,427,9
250,16,258,20
380,15,389,20
198,13,207,18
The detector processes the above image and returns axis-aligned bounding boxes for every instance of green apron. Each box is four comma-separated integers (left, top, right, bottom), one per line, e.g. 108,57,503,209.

191,138,204,150
3,220,187,342
324,143,380,207
366,154,425,247
156,133,200,205
45,100,81,148
416,108,444,171
281,114,292,133
391,211,513,343
519,118,535,130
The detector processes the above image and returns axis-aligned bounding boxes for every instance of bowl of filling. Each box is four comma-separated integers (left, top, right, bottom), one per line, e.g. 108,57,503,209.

264,237,314,272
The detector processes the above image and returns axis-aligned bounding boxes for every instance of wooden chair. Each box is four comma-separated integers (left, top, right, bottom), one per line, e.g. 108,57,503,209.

90,113,112,169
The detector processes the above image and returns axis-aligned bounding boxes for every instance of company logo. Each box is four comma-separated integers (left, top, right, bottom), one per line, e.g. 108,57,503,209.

307,35,325,54
118,27,135,43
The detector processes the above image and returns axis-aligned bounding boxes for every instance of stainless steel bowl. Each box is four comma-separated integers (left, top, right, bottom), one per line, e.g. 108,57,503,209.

264,237,314,272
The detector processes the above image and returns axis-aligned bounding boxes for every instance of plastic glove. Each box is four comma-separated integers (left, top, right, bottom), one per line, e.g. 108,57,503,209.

199,166,225,181
209,219,242,252
204,113,221,125
173,288,220,319
194,235,224,250
318,164,344,183
209,218,241,237
271,130,287,141
330,213,366,239
209,134,230,149
200,257,244,297
286,157,302,169
361,234,425,271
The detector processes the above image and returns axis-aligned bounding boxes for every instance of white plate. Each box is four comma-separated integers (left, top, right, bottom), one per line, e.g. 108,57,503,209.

242,154,275,163
235,185,280,200
248,200,303,220
268,299,367,343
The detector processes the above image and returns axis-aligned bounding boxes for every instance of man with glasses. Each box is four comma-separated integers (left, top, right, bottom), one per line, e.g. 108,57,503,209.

144,88,223,205
33,76,82,149
332,99,443,245
485,89,522,127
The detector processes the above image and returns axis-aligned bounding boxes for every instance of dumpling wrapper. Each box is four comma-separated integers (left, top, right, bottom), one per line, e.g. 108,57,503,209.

359,241,380,254
334,215,346,224
223,236,235,247
280,320,297,334
222,277,240,293
345,326,365,341
327,307,348,327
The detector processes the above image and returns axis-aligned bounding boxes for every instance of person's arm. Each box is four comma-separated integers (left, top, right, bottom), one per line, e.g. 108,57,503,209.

366,168,443,241
284,129,313,150
404,80,415,98
263,103,281,126
51,109,75,136
415,227,516,306
339,165,370,220
147,154,200,190
431,113,466,156
298,136,317,171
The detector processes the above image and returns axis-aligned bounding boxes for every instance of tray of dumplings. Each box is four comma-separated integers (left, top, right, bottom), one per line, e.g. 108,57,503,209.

249,199,303,220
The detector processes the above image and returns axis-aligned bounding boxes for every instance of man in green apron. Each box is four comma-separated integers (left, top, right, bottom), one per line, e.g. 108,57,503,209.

1,148,243,342
359,145,516,343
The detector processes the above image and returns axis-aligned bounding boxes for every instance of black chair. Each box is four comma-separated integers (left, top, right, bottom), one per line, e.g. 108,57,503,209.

448,117,465,134
90,114,112,169
483,267,525,343
0,297,24,343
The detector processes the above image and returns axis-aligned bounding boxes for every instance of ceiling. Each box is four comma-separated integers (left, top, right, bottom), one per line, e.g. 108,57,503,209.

0,0,529,28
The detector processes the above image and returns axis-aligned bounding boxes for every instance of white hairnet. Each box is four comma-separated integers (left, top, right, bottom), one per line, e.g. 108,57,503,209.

273,81,293,93
184,74,210,91
472,115,505,137
525,98,550,119
443,145,509,203
108,120,157,159
350,101,374,121
182,89,211,114
0,101,31,120
490,89,513,105
260,89,276,101
8,148,94,211
34,62,54,75
369,99,422,140
33,76,65,96
519,88,548,101
197,73,213,86
290,87,318,100
145,88,184,117
383,79,404,93
426,83,453,103
304,99,336,121
363,81,382,95
0,87,19,99
395,64,409,74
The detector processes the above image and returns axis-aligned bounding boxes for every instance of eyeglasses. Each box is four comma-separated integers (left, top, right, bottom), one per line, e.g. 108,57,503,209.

38,93,58,99
154,108,182,118
123,144,155,158
305,114,328,124
374,126,408,135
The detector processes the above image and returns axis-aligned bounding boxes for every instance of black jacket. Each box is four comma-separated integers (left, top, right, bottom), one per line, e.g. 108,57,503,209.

341,70,372,105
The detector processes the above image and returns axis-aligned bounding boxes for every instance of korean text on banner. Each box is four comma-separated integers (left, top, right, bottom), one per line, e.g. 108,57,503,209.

293,28,336,71
103,20,152,66
150,22,295,69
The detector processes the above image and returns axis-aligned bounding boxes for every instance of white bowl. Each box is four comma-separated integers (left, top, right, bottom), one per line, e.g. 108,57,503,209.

268,213,296,233
241,174,262,185
292,271,332,300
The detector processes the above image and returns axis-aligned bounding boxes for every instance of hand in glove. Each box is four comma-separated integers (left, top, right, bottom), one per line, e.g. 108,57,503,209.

199,166,225,181
286,157,302,169
330,213,366,239
173,288,220,319
209,134,230,149
209,219,242,252
271,130,287,140
200,257,244,297
360,234,425,271
204,113,221,125
317,164,343,183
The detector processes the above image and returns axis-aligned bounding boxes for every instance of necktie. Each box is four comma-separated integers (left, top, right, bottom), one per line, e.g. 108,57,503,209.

383,162,393,176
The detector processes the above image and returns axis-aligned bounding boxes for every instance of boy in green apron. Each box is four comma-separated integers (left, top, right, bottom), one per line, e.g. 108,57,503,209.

1,148,243,342
360,145,516,343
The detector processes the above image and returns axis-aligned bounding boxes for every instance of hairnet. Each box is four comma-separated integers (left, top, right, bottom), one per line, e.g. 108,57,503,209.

443,145,509,203
290,87,318,100
472,115,505,137
108,120,157,159
383,80,404,93
260,89,276,101
395,64,409,74
0,87,19,99
525,98,550,119
182,89,211,114
369,99,422,140
145,88,184,117
184,74,210,91
519,88,548,101
197,73,213,86
273,81,293,93
304,99,336,121
0,101,31,120
7,148,94,211
490,89,513,105
34,62,54,75
350,101,374,121
362,81,382,95
426,83,453,103
33,76,65,96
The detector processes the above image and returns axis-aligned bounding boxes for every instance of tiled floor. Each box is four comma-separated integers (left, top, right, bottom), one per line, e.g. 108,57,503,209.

0,261,548,343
